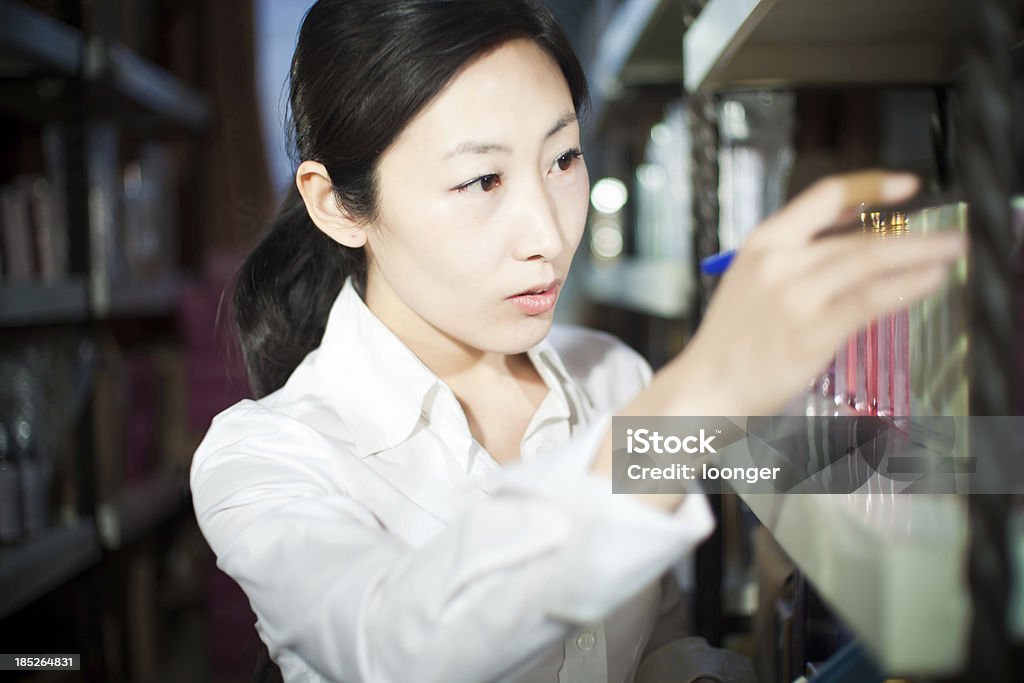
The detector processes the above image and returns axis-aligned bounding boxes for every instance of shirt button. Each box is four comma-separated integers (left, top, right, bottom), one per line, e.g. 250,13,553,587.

576,631,596,651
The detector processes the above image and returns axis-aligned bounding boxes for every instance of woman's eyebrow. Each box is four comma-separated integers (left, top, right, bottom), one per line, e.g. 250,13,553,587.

444,141,511,159
545,111,578,139
442,111,579,160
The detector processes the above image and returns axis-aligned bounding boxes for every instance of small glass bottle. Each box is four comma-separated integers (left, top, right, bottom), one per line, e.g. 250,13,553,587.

865,212,885,414
850,209,872,413
892,213,911,421
875,212,900,417
833,346,849,411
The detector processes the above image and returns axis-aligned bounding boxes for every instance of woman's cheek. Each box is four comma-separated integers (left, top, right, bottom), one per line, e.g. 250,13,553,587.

563,173,590,246
406,199,478,253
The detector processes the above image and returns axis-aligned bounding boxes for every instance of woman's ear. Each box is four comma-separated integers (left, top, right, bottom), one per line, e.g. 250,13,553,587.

295,160,367,248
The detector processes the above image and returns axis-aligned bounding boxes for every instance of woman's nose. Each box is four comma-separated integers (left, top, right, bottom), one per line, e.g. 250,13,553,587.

511,179,564,262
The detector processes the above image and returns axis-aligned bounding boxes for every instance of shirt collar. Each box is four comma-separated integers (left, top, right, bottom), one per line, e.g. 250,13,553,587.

312,276,584,458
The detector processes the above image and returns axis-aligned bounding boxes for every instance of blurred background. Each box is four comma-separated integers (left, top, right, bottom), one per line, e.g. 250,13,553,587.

0,0,1022,682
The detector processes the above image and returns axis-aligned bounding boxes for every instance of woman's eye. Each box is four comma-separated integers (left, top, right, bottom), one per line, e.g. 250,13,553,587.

457,174,502,193
554,148,583,172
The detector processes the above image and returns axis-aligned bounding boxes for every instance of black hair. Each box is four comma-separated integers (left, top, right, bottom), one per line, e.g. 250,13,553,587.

234,0,589,399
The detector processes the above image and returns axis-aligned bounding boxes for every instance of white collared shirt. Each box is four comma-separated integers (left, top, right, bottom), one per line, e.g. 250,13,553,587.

190,276,715,683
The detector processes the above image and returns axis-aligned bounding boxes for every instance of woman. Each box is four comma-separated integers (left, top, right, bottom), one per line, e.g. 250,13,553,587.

189,1,966,682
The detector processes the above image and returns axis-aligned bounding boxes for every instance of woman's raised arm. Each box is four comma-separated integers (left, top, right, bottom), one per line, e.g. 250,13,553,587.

588,170,967,513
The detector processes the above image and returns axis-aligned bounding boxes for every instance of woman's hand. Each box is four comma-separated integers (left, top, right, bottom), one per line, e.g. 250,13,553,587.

592,170,966,511
660,170,966,417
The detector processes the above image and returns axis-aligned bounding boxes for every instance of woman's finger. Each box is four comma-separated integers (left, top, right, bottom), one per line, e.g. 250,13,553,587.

727,230,964,301
795,231,966,310
751,170,920,246
821,262,952,345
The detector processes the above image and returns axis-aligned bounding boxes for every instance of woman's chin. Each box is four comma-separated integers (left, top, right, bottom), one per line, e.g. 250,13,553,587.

504,314,556,351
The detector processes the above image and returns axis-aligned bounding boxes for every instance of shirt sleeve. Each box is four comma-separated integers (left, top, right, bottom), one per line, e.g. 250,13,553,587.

192,400,713,683
495,409,714,623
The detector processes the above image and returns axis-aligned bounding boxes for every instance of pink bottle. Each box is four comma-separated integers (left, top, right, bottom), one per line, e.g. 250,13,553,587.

892,214,911,419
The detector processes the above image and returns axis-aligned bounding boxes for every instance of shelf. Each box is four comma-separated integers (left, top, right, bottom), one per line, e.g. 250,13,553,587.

684,0,963,92
739,490,968,674
0,277,89,327
0,0,81,77
84,39,209,133
96,467,188,550
582,258,691,318
0,273,185,325
581,0,954,120
95,272,184,319
0,520,102,619
0,1,208,131
586,0,684,124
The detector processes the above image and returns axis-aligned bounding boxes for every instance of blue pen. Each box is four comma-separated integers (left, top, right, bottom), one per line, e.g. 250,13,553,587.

700,250,736,276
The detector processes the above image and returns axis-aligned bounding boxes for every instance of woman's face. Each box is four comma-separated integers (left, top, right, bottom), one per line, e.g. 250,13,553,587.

364,38,589,356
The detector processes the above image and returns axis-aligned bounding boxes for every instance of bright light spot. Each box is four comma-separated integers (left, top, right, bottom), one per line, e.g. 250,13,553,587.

650,123,671,145
636,164,667,190
590,177,628,214
591,224,623,260
721,100,749,140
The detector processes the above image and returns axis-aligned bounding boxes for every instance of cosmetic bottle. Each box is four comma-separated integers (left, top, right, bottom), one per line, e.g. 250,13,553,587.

864,212,884,415
832,341,849,411
875,213,902,418
850,210,872,413
892,213,911,420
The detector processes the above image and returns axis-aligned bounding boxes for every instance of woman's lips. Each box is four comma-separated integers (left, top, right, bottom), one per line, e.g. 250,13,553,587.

509,278,560,297
506,282,559,315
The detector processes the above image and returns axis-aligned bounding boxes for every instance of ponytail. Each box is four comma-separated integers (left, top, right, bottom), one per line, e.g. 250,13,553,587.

233,185,366,398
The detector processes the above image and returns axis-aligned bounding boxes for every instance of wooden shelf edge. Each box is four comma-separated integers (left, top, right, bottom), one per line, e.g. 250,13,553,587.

0,0,82,76
96,467,189,551
589,0,662,94
90,40,209,132
0,2,208,130
684,0,963,92
684,0,769,92
0,277,89,327
0,520,102,620
586,0,685,126
0,273,189,325
95,272,185,319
